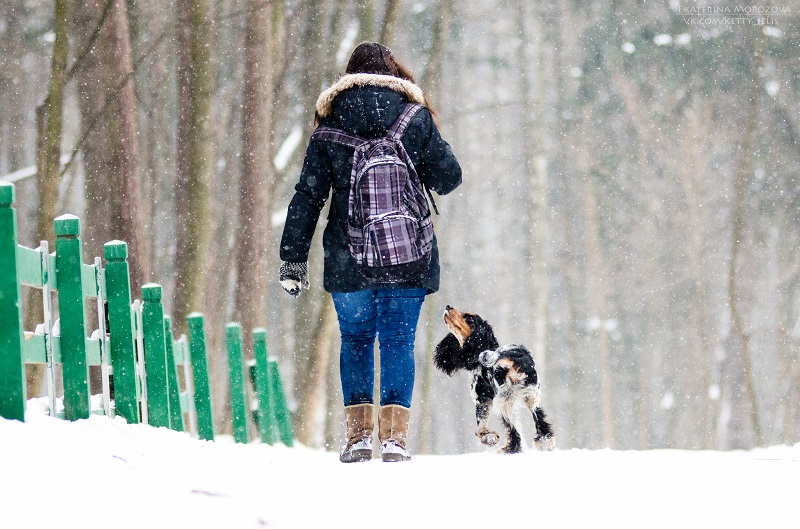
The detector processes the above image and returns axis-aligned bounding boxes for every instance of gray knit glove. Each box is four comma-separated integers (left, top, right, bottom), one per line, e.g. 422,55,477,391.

279,261,310,298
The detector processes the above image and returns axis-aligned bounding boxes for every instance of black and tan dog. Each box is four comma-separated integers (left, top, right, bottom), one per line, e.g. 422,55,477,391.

434,305,555,453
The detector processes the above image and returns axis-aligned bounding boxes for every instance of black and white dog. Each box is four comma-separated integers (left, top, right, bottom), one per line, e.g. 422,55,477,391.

434,305,555,453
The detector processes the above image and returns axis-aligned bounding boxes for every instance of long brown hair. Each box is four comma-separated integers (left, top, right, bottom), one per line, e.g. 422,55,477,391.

324,42,439,126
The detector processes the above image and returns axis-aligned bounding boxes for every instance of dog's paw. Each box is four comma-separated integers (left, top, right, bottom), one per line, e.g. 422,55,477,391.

479,431,500,446
535,435,556,452
498,444,523,454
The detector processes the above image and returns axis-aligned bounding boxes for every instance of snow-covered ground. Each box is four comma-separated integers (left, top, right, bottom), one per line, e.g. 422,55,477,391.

2,400,798,529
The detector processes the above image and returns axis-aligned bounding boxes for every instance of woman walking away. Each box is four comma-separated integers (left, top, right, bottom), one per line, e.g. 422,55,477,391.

278,42,462,462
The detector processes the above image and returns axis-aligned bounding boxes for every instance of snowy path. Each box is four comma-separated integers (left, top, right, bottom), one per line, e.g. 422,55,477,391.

2,405,798,529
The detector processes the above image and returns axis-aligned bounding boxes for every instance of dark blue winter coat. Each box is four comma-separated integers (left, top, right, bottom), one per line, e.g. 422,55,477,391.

279,74,462,293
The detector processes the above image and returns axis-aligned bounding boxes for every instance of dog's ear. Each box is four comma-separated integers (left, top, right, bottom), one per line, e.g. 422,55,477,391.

464,316,498,350
434,333,462,376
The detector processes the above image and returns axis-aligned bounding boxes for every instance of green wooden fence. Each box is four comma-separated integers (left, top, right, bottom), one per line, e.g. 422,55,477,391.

0,181,293,446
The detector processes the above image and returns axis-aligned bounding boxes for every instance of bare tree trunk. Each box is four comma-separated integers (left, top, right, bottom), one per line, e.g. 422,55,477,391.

70,0,144,294
416,0,453,454
25,0,69,398
294,295,337,446
290,0,336,443
516,0,549,383
583,174,614,448
420,0,452,92
105,0,144,292
725,31,765,448
173,0,213,333
378,0,400,47
677,103,715,449
70,2,111,258
35,1,67,246
0,2,28,175
783,326,800,442
197,0,236,435
300,0,331,106
355,0,376,42
577,110,614,448
234,0,276,358
134,0,174,287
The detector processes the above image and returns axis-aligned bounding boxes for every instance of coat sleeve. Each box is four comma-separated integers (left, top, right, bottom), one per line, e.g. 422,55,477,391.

279,138,333,263
413,109,462,195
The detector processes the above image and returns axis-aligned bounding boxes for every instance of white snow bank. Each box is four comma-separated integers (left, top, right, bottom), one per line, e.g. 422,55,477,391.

1,399,798,529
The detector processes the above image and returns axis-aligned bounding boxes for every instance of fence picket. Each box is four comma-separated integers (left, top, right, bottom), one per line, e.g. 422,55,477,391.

253,329,278,445
0,183,25,421
54,214,90,421
104,241,139,423
187,313,214,441
163,316,185,432
269,358,294,447
141,284,170,429
226,323,249,444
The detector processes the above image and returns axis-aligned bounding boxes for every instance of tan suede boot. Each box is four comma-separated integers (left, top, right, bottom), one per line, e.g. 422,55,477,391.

378,404,411,462
339,403,374,463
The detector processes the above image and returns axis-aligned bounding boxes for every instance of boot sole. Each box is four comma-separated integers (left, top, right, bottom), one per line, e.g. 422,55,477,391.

381,453,411,462
340,449,372,463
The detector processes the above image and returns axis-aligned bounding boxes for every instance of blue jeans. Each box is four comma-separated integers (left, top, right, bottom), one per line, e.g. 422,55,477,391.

332,288,427,408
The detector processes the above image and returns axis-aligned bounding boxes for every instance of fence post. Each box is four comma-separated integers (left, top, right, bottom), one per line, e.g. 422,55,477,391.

54,214,90,421
0,183,25,421
163,316,184,432
103,241,139,423
141,283,170,428
187,313,214,440
269,358,294,447
252,328,277,445
226,322,249,443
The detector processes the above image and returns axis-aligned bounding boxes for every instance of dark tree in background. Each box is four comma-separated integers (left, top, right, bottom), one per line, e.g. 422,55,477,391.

172,0,213,334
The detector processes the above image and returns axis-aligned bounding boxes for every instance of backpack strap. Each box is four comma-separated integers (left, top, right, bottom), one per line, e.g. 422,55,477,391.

387,103,424,140
310,127,365,149
387,103,441,215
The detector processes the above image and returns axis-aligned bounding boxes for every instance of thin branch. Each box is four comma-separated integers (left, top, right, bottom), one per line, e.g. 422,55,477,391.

59,26,171,179
216,0,273,22
65,0,117,81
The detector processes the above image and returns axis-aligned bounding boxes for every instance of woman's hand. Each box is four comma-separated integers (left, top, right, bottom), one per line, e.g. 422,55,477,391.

279,261,310,298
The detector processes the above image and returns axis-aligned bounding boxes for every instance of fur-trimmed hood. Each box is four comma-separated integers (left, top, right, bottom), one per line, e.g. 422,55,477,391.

315,73,425,117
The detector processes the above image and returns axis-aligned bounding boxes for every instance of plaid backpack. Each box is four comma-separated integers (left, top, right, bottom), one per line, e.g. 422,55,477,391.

311,103,436,282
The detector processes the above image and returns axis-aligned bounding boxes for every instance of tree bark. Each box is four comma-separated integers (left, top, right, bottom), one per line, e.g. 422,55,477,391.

290,0,336,444
583,173,614,448
379,0,401,47
516,0,549,385
725,30,765,448
25,0,69,398
234,0,276,358
173,0,213,333
70,0,144,294
38,0,69,284
416,0,453,454
0,2,28,174
133,0,173,289
294,295,337,446
576,109,614,448
355,0,376,42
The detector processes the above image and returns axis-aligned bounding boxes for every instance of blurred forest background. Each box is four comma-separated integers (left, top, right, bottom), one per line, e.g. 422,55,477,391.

2,0,800,453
